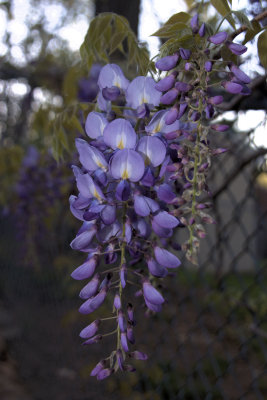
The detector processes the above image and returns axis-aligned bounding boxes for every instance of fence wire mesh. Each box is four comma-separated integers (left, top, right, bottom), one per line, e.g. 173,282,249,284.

0,123,267,400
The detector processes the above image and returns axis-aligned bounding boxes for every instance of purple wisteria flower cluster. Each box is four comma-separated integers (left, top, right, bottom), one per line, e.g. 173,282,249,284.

69,14,251,379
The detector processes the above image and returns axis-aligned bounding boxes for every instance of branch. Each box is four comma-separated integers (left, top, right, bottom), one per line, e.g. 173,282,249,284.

230,10,267,41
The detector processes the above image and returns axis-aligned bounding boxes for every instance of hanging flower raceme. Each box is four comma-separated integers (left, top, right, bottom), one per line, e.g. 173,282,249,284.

69,12,251,379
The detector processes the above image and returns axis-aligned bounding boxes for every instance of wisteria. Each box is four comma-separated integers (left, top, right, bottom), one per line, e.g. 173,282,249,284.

69,14,251,379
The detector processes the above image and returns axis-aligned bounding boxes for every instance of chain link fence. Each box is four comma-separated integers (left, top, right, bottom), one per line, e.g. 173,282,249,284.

0,122,267,400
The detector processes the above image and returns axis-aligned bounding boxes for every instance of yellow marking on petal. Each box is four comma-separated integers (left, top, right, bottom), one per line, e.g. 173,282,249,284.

121,169,129,179
94,189,101,201
117,138,125,149
142,96,148,103
152,121,162,134
96,160,104,168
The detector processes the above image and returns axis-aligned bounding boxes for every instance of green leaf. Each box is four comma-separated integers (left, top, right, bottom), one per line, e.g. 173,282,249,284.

164,12,191,25
210,0,236,29
243,20,262,44
151,22,189,38
109,31,127,55
257,29,267,69
232,10,252,29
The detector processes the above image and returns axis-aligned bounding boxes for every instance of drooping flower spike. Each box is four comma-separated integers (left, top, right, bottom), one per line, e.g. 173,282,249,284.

69,11,251,378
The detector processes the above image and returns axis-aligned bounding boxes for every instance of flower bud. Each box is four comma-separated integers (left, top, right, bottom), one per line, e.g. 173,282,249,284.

120,264,127,288
230,65,251,83
208,96,224,105
184,62,192,71
205,104,214,119
155,53,179,71
211,124,229,132
113,293,121,310
175,81,192,92
165,106,179,125
143,279,165,305
204,61,212,72
129,351,148,360
199,23,205,37
118,310,127,332
90,360,107,376
227,42,247,55
208,32,227,44
121,332,129,352
80,319,101,339
190,14,199,34
160,88,179,104
155,72,177,92
127,325,135,344
222,81,243,94
82,334,102,345
177,102,188,119
97,368,114,380
127,303,136,326
180,48,191,60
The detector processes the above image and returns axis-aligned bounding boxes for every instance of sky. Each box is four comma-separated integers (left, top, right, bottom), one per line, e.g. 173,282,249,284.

0,0,266,148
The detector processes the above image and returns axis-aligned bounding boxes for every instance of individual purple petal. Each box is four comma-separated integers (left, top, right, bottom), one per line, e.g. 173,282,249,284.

157,183,176,203
230,65,251,83
136,103,150,118
103,118,136,149
79,273,100,299
116,349,124,371
127,326,135,344
208,96,224,105
85,111,108,139
71,256,97,280
227,42,247,55
72,166,105,201
155,72,177,92
79,319,101,339
180,48,191,60
125,220,132,243
75,138,107,172
205,104,214,119
90,360,106,377
143,280,165,305
102,86,120,101
115,180,131,201
97,91,109,112
147,257,168,277
155,53,179,71
160,88,179,105
211,124,229,132
118,310,127,332
177,102,188,119
70,226,97,251
72,194,91,210
136,136,166,167
113,293,121,310
199,23,205,37
127,303,136,325
204,61,212,72
110,149,145,182
165,106,179,125
120,264,127,288
96,221,121,243
153,211,179,228
137,219,151,238
98,64,129,91
129,351,148,360
222,81,243,94
82,334,102,345
152,219,173,238
69,195,84,221
97,368,114,380
190,14,199,34
175,81,192,92
140,166,155,187
145,298,162,312
121,332,129,352
154,246,181,268
208,31,227,45
134,195,150,216
79,288,108,314
100,205,116,225
93,169,108,186
126,76,161,109
145,110,180,135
